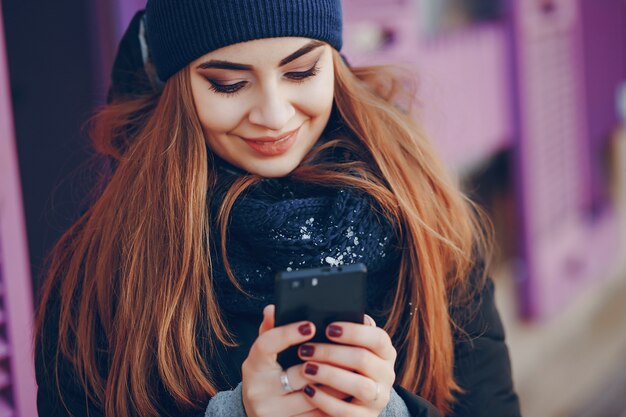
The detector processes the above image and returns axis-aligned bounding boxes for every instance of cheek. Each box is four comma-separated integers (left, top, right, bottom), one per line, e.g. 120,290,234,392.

192,87,247,135
293,70,335,118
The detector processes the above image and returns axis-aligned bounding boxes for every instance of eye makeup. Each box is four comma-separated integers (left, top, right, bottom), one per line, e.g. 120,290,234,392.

284,61,320,82
204,59,321,96
207,79,247,95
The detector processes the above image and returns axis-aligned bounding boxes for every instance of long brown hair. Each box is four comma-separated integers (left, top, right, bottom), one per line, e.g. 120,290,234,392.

35,49,491,416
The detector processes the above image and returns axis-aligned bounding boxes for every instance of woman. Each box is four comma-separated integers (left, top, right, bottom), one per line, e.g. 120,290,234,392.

35,1,521,416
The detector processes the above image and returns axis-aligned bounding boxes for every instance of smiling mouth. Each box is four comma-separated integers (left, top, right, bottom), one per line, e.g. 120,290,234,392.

242,127,300,144
240,127,301,157
252,136,289,146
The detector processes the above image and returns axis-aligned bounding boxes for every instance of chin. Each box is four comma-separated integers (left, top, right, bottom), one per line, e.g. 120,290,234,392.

246,158,302,178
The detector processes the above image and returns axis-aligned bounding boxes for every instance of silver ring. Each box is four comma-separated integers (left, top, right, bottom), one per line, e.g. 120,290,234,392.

280,371,294,393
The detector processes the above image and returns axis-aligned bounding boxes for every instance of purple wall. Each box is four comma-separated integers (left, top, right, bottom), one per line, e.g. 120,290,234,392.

113,0,147,40
580,0,626,212
509,0,622,319
0,6,38,416
342,0,513,172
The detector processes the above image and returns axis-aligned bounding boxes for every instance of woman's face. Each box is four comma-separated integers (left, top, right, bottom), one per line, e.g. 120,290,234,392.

189,37,335,178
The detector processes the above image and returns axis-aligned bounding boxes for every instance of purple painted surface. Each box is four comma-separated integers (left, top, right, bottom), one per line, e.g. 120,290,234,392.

579,0,626,212
336,0,514,171
509,0,621,320
504,0,535,318
113,0,147,41
0,7,38,417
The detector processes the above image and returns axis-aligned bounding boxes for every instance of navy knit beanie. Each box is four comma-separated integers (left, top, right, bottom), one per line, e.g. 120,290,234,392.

145,0,343,82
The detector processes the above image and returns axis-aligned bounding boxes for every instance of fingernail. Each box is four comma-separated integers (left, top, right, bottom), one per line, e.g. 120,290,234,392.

304,363,318,375
327,324,343,338
304,385,316,397
299,344,315,358
298,323,312,336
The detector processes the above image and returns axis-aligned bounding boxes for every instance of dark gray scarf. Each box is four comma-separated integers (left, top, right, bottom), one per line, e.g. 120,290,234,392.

209,175,402,317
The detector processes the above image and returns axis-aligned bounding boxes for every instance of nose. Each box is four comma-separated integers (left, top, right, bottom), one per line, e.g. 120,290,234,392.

248,83,296,131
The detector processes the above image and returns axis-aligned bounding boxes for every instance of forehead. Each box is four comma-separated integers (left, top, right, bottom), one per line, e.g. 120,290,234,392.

191,37,327,67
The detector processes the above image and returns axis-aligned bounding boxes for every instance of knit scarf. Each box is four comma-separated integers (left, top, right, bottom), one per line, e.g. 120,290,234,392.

209,174,402,317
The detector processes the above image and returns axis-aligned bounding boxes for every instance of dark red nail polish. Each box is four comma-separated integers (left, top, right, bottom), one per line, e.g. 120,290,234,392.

298,323,312,336
304,385,316,397
304,363,318,375
299,344,315,357
327,324,343,338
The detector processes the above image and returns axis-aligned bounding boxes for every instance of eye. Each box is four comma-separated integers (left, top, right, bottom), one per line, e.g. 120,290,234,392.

285,62,320,83
206,79,248,95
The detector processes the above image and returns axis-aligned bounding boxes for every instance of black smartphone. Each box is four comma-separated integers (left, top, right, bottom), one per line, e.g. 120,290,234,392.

274,263,367,369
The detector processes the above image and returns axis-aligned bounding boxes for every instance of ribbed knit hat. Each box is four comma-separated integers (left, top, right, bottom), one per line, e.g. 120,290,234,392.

145,0,343,82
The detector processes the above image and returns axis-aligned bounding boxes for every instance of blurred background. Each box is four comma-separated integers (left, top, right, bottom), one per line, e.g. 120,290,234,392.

1,0,625,416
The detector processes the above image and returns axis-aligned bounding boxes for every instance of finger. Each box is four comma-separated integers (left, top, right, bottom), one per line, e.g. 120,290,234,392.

247,321,316,368
244,366,301,403
284,364,309,391
245,378,319,415
293,411,330,417
302,384,363,416
284,365,353,399
275,392,319,416
317,384,352,401
258,304,275,335
297,343,393,384
363,314,376,327
301,362,382,403
326,322,396,362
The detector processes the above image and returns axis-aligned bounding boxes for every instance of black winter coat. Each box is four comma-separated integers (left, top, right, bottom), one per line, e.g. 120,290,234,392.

36,275,520,417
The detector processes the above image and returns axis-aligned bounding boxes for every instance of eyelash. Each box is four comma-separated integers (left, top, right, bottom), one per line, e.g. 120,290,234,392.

206,63,320,96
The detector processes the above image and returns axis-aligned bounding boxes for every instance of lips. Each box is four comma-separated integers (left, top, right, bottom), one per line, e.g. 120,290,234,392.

242,127,299,143
241,127,300,157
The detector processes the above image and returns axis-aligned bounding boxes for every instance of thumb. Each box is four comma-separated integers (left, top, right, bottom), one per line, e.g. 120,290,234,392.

258,304,275,335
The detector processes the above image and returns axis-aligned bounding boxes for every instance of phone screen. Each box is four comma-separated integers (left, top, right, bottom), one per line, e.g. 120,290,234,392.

274,263,367,368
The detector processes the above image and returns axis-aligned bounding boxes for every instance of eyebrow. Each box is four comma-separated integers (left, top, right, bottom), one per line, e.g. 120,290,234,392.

196,40,325,71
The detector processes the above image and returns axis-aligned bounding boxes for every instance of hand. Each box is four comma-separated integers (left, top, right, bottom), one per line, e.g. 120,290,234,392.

297,316,398,417
241,305,339,417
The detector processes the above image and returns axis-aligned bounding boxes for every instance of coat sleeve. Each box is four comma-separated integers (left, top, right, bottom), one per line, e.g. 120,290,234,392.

35,289,206,417
35,290,105,417
384,276,520,417
449,277,521,417
36,357,104,417
393,385,443,417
